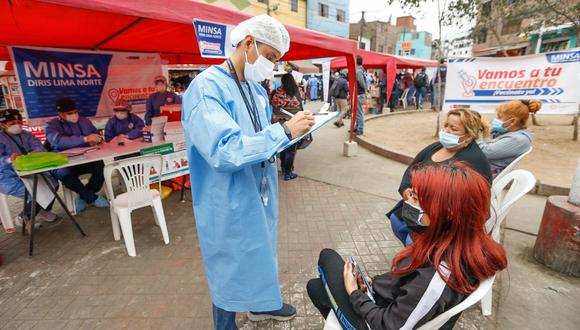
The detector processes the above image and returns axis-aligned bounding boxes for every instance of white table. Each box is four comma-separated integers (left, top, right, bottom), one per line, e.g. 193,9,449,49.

16,139,189,256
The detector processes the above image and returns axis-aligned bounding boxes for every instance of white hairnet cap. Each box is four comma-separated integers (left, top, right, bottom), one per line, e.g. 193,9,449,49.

230,14,290,57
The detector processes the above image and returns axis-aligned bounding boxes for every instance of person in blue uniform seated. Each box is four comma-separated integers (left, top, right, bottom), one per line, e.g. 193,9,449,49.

45,97,109,212
104,99,145,143
181,14,315,330
145,75,181,125
0,109,59,225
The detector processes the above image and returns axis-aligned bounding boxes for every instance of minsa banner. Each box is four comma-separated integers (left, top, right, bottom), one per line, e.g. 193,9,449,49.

9,46,163,126
193,19,236,58
445,48,580,114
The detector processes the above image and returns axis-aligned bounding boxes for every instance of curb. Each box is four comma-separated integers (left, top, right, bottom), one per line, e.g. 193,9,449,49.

355,111,571,197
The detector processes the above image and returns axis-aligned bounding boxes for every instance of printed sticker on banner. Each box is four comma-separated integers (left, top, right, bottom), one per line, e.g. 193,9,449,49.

193,19,236,58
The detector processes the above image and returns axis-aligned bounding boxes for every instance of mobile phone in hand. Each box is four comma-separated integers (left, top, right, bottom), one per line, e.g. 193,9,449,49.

350,256,375,298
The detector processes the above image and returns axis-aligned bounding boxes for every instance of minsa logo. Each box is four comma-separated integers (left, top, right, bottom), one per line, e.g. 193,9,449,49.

547,51,580,64
198,25,222,35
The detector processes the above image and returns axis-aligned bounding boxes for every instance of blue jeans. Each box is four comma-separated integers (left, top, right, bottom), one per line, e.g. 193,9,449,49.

389,213,413,246
212,304,237,330
355,94,365,133
415,86,428,109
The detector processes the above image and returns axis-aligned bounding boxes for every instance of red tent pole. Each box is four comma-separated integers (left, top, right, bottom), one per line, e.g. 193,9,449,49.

347,54,357,143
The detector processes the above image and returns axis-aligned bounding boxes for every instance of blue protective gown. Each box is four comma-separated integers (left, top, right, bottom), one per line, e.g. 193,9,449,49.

308,77,319,100
45,117,99,152
104,114,145,142
182,66,289,312
145,91,181,125
0,131,57,198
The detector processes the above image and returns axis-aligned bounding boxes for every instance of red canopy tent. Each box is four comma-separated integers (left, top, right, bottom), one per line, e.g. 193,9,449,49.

331,49,397,103
0,0,362,138
331,49,438,103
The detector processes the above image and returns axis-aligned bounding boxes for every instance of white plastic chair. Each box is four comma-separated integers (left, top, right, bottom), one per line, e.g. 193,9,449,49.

103,154,169,257
492,147,532,185
487,169,536,242
323,276,496,329
418,276,496,329
399,88,409,109
0,192,15,232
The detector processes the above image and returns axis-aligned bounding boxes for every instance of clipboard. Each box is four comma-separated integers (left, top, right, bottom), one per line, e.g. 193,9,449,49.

278,106,339,153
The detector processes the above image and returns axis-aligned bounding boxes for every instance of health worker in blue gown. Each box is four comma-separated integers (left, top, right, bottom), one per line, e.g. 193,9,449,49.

181,15,315,330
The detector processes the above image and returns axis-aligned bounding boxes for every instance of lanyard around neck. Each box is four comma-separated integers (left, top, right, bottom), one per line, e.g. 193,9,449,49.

226,59,262,133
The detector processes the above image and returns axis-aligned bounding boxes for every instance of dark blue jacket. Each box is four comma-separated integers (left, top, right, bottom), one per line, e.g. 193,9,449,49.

104,114,145,142
145,91,181,125
45,117,98,151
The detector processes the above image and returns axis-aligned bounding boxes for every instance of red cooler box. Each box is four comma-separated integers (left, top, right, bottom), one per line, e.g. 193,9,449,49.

160,104,182,122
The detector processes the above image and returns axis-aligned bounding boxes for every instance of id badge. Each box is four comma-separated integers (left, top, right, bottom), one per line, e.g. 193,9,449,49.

260,166,269,206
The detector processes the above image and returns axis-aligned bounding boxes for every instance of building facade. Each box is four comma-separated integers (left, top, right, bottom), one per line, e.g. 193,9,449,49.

306,0,350,38
203,0,307,27
445,33,473,58
472,0,578,56
395,31,433,59
349,20,398,54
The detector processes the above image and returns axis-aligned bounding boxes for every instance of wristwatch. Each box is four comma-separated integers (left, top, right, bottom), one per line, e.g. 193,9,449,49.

281,123,293,140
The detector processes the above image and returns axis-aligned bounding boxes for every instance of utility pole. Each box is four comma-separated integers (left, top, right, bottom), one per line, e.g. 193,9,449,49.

358,11,366,49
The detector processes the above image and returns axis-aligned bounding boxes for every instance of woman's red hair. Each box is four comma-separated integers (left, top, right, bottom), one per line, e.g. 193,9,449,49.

391,161,507,294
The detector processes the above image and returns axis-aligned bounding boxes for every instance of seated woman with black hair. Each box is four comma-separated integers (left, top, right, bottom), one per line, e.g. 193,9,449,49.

307,161,508,330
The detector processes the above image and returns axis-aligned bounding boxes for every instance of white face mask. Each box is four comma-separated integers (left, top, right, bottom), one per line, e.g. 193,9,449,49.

5,124,22,135
244,41,275,82
66,113,79,124
115,111,129,120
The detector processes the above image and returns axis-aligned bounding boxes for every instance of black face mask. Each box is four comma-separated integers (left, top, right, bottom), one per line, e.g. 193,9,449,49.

401,201,428,234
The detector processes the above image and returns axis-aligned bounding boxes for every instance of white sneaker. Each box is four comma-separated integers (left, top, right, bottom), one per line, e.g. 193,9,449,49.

38,210,58,222
13,215,41,229
13,215,24,227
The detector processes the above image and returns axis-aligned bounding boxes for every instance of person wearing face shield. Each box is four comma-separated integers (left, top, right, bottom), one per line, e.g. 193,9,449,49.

0,109,59,226
45,97,109,213
181,14,315,330
145,75,181,125
104,99,145,143
387,108,492,246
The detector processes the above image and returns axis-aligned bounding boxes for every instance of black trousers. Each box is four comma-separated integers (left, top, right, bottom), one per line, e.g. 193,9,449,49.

280,145,297,174
55,161,105,203
307,249,366,330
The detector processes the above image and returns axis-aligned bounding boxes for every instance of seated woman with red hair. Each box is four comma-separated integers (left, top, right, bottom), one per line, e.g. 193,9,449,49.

307,161,508,330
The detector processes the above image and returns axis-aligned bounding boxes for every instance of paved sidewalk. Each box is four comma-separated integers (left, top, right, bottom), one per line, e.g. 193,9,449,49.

0,177,398,329
1,101,578,329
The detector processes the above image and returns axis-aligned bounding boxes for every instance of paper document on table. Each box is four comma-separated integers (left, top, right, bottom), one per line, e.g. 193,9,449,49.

21,176,56,209
59,146,98,157
279,109,339,152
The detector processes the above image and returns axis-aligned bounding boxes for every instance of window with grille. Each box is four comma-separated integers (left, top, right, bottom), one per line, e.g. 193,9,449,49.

336,9,345,22
290,0,298,12
319,3,329,18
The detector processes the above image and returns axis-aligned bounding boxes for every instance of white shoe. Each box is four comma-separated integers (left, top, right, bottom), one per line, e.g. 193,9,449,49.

13,215,41,229
38,210,58,222
14,215,24,227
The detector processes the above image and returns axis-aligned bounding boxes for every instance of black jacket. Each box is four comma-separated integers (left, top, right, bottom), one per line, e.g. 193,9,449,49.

398,141,492,196
335,76,349,100
350,263,467,330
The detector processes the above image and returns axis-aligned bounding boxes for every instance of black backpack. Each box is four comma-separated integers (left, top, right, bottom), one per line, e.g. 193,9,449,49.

415,73,427,88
